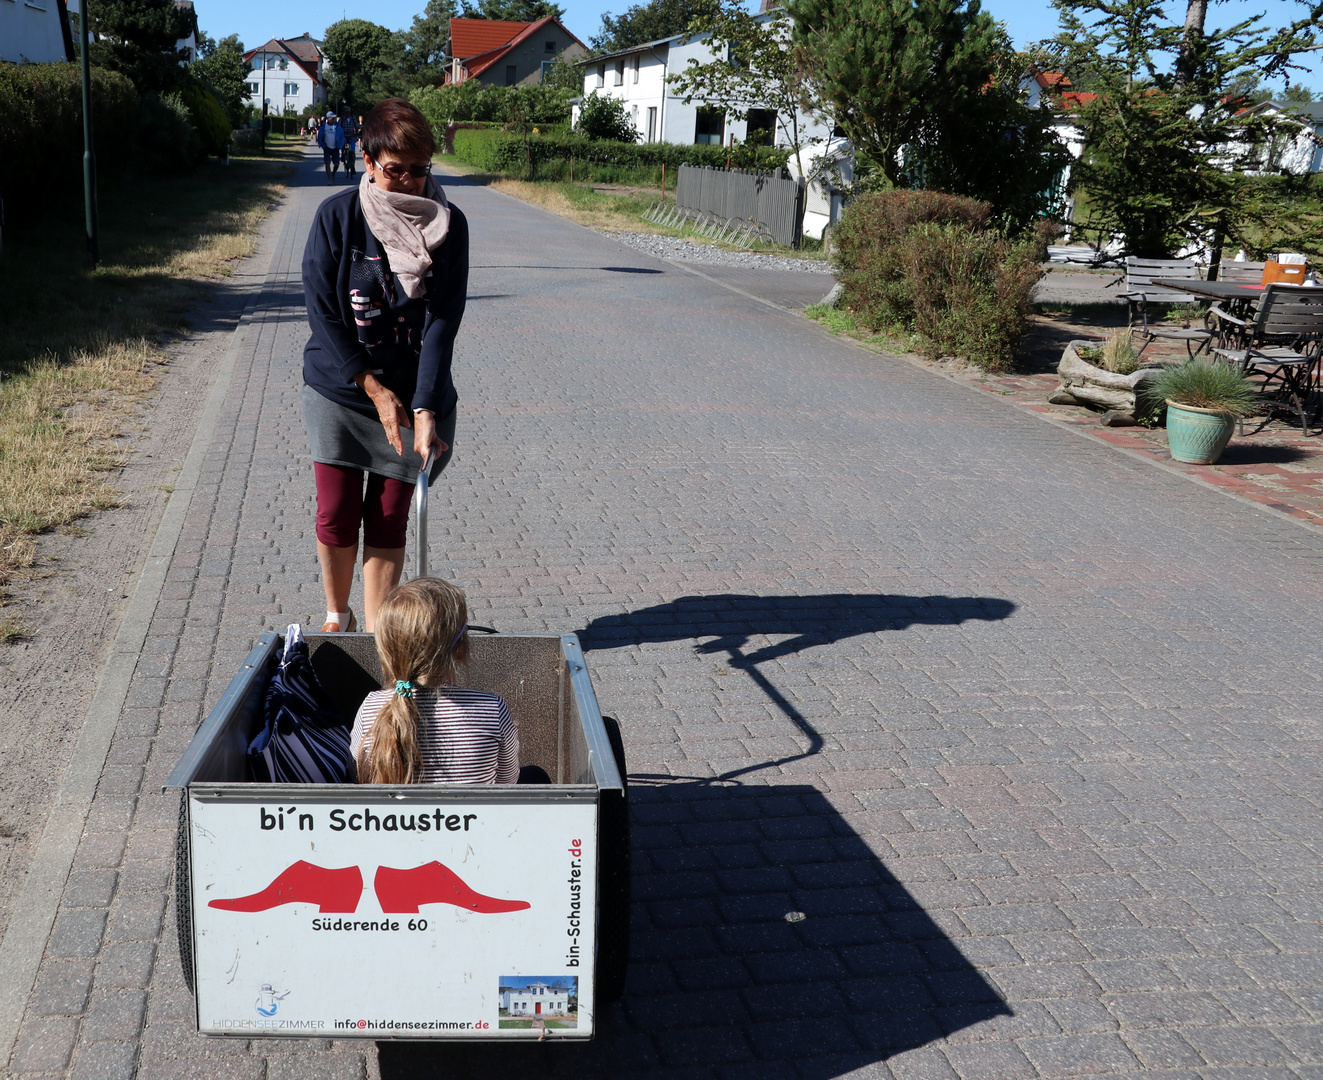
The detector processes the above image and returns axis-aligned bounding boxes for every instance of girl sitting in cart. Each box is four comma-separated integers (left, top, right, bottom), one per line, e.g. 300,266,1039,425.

352,577,547,784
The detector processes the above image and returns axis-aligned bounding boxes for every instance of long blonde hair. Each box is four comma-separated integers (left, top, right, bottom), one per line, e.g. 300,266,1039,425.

358,577,468,784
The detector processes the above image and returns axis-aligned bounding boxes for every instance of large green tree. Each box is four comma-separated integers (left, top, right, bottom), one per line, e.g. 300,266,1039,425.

591,0,718,53
88,0,196,95
323,18,400,110
788,0,1004,189
458,0,565,20
194,31,251,126
1042,0,1321,258
397,0,458,87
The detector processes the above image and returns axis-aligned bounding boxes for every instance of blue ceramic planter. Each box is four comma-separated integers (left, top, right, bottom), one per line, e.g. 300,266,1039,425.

1165,400,1236,465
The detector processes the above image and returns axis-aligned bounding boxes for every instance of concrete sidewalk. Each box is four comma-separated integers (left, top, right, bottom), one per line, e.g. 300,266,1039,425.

7,145,1323,1080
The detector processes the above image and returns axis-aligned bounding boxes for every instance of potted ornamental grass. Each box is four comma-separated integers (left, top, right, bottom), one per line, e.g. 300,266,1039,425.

1142,359,1259,465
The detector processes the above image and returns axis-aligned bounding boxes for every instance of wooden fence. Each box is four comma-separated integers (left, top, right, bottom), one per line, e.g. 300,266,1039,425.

675,164,805,248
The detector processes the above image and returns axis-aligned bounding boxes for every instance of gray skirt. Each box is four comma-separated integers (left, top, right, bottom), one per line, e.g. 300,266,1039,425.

302,384,455,483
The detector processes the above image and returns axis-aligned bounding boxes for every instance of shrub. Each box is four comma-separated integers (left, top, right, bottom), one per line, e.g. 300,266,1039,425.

0,62,138,217
1142,359,1260,417
138,93,203,175
832,190,991,330
178,77,231,157
575,92,638,143
903,222,1044,372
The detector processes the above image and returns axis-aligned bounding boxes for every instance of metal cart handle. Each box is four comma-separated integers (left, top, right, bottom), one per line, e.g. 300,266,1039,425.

412,449,433,580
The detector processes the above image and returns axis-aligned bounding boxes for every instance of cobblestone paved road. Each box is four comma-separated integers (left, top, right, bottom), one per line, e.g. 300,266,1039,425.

9,152,1323,1080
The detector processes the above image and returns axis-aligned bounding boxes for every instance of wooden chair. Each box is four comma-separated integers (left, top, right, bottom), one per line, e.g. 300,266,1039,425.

1211,284,1323,435
1120,256,1214,358
1215,261,1267,284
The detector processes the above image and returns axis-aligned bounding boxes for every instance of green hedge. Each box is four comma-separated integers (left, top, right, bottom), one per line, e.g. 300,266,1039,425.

412,82,574,129
451,129,790,175
0,63,138,216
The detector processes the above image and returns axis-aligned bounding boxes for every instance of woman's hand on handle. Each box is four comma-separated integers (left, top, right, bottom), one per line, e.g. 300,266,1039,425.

412,408,449,463
354,372,411,456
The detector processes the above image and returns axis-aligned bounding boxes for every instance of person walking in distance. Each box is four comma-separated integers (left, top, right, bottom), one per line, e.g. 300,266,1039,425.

317,112,344,184
341,108,359,179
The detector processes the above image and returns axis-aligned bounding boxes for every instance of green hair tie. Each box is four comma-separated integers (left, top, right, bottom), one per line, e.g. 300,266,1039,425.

394,679,415,698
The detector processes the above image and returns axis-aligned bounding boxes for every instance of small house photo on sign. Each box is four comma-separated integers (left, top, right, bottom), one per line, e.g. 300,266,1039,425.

498,976,578,1029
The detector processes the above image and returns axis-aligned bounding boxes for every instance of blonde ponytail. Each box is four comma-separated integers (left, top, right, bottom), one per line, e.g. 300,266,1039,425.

358,577,469,785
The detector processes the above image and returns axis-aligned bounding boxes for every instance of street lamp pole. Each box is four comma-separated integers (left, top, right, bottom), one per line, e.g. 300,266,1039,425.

260,49,268,155
79,0,99,267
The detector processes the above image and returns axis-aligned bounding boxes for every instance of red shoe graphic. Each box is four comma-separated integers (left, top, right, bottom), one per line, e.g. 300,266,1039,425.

208,861,363,913
375,861,530,914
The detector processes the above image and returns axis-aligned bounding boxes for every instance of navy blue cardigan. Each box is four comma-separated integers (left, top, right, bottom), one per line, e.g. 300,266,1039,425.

301,186,468,418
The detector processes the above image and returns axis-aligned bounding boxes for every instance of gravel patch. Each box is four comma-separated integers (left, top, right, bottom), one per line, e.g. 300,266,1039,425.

604,231,834,274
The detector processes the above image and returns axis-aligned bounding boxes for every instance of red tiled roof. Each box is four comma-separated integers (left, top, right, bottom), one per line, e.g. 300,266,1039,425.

1036,71,1072,88
447,16,585,82
449,18,534,60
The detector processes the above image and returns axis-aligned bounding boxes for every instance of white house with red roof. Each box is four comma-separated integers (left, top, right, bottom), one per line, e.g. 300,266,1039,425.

445,16,587,87
243,33,326,116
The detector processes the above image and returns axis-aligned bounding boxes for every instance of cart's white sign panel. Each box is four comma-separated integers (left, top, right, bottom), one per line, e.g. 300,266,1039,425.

190,792,597,1038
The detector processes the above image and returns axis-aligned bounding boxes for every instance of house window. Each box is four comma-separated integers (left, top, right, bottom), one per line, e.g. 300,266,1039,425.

595,63,605,88
247,82,260,94
545,39,556,53
285,82,300,96
745,108,776,146
505,64,517,85
632,55,640,83
614,58,624,85
694,107,724,145
541,59,554,81
647,106,657,142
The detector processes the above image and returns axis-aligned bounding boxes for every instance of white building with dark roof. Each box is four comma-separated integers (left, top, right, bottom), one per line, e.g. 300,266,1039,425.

243,32,325,116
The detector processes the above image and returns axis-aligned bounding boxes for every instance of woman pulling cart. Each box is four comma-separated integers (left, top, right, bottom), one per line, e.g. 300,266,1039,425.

300,98,468,632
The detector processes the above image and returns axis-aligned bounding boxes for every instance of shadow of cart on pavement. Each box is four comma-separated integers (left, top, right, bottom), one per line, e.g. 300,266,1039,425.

378,593,1016,1079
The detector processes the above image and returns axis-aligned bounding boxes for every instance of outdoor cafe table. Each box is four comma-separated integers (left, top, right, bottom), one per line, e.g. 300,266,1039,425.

1150,278,1270,305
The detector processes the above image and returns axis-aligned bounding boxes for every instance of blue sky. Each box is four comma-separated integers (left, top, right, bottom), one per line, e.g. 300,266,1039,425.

208,0,1322,91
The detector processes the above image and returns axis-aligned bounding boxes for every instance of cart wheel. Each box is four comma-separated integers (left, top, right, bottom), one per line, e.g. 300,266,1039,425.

596,715,631,1004
174,796,195,995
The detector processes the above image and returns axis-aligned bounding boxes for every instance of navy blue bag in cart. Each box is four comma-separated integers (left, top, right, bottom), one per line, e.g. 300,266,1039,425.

249,624,355,783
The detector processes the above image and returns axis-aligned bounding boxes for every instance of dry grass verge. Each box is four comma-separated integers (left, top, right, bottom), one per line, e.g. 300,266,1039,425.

0,141,294,594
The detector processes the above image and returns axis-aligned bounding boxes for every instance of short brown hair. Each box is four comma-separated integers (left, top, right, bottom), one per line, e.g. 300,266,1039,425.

361,98,436,163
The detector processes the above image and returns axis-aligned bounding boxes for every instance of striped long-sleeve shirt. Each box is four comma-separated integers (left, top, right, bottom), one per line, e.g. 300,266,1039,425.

351,686,519,785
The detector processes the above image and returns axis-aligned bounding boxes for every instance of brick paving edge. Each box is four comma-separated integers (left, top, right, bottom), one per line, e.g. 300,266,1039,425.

0,229,282,1069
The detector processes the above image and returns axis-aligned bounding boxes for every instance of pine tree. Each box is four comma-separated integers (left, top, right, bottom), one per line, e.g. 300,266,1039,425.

788,0,1004,189
89,0,196,96
1043,0,1321,258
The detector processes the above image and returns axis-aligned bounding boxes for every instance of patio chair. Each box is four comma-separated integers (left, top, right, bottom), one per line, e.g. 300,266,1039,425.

1211,283,1323,435
1215,260,1267,284
1120,256,1214,358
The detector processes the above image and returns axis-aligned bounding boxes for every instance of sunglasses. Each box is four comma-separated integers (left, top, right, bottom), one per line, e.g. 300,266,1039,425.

372,160,433,180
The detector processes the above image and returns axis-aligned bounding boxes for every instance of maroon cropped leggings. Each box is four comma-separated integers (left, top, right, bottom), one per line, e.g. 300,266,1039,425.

314,463,414,549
